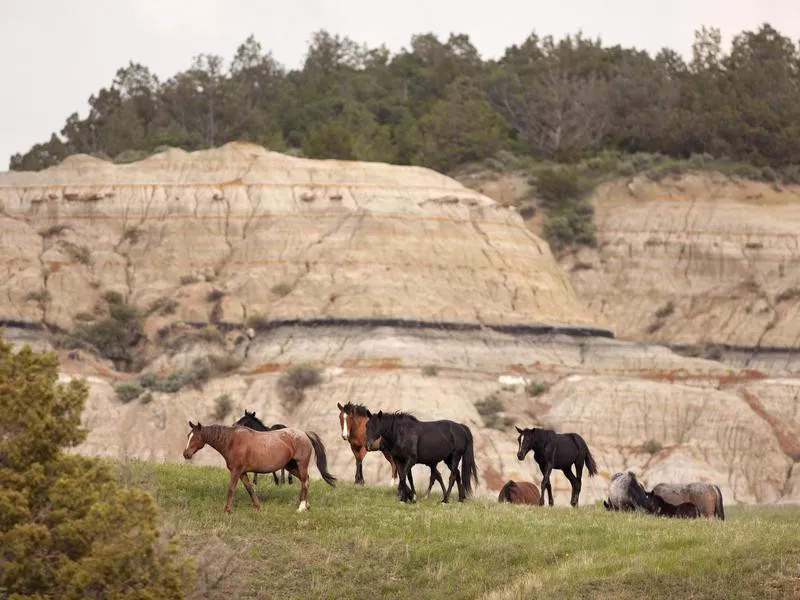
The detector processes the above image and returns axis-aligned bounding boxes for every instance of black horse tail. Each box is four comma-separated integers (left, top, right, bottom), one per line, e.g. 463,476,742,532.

461,426,479,497
572,433,598,477
713,484,725,521
306,431,337,486
499,480,516,503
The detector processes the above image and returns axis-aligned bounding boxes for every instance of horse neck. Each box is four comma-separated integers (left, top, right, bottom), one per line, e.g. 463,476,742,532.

202,425,235,457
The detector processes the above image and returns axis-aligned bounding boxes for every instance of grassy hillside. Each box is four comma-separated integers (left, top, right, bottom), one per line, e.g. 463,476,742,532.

119,461,800,600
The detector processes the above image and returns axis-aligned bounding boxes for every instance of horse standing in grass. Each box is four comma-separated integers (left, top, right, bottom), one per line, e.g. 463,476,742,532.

498,480,541,505
649,482,724,520
233,410,293,486
646,492,701,518
515,426,598,507
337,402,398,486
183,421,336,513
365,410,478,503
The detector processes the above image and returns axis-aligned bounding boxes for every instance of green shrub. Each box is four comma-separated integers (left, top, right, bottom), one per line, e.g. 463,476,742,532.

655,301,676,320
421,364,439,376
139,373,158,389
212,394,234,421
39,223,70,238
198,325,224,344
525,382,549,397
206,288,226,302
25,290,51,304
139,391,154,405
74,311,96,322
270,282,293,297
180,274,200,285
535,167,585,210
114,381,143,403
277,363,322,405
60,241,92,265
641,439,663,454
147,296,178,316
103,290,124,305
474,394,510,429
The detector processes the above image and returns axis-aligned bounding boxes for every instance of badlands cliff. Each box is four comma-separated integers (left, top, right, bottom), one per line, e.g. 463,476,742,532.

1,143,799,505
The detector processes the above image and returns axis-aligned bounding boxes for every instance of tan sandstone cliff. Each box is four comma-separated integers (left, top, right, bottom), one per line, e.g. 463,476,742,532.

2,145,798,505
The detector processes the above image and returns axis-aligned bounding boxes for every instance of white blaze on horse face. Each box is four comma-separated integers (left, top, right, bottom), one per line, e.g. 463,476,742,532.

518,435,525,456
341,414,349,440
185,431,194,450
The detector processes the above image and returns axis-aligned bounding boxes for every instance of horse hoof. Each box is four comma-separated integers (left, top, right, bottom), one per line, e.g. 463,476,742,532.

296,500,309,513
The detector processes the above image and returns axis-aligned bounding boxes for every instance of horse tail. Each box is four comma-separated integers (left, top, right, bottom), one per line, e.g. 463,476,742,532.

499,480,516,503
461,426,479,497
573,434,598,477
713,484,725,521
305,431,337,486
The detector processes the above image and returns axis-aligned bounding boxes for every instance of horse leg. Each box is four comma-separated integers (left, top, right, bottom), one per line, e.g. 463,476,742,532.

407,467,417,500
452,454,466,502
272,471,280,486
240,473,261,511
572,461,584,507
540,463,554,506
352,444,367,485
443,457,461,503
563,466,580,507
294,460,310,512
253,472,258,485
225,468,242,513
280,468,286,485
427,465,445,497
396,458,413,502
382,450,398,487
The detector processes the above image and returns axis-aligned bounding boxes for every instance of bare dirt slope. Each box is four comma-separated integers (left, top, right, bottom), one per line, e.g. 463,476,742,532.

2,146,799,504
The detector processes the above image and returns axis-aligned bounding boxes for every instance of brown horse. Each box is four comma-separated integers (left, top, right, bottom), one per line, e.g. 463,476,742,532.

337,402,398,486
498,480,541,505
649,482,724,520
183,422,336,513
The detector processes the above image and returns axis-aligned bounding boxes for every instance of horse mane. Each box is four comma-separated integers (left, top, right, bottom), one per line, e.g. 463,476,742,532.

234,411,268,429
389,410,419,422
201,424,237,449
342,402,371,417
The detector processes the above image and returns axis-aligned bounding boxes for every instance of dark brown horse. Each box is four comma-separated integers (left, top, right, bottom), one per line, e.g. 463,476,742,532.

647,492,701,518
516,426,598,507
649,482,724,520
183,422,336,513
498,480,541,505
337,402,398,486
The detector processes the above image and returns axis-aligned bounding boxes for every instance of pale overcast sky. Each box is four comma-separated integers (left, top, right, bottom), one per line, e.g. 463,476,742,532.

1,0,798,168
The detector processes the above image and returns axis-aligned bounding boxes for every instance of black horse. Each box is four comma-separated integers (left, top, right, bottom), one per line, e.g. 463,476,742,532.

233,410,293,486
365,411,478,504
515,426,598,507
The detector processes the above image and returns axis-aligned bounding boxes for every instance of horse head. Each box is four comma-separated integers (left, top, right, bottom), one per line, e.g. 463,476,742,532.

515,426,535,460
183,421,205,459
364,409,384,451
337,402,351,441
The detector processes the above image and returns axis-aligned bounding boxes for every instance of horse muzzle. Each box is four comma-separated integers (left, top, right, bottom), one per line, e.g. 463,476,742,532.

516,450,525,461
183,449,194,460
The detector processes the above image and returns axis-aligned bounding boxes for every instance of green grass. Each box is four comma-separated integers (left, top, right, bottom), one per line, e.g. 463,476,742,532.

119,461,800,600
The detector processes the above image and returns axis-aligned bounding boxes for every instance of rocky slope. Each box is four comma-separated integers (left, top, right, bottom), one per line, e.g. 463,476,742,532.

2,146,799,505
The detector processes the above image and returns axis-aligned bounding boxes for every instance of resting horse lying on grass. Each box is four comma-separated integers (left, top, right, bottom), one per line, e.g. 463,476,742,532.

183,421,336,513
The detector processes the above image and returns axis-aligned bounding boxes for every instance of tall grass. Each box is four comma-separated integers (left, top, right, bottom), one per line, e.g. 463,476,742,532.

124,461,800,600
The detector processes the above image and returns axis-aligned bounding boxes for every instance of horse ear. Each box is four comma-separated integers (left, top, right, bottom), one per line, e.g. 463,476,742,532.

197,422,203,429
337,403,344,411
515,425,523,434
377,410,383,417
365,409,372,418
189,421,195,428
